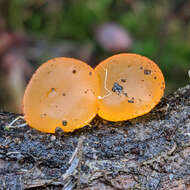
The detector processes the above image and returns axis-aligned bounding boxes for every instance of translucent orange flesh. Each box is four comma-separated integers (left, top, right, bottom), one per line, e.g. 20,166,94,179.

95,53,165,121
23,57,100,133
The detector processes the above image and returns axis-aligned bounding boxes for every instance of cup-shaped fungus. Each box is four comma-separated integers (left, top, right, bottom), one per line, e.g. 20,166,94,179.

23,57,100,133
95,53,165,121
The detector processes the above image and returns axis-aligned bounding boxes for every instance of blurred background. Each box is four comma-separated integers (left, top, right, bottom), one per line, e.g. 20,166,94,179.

0,0,190,113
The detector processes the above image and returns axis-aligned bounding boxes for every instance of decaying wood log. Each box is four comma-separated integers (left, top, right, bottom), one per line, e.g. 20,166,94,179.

0,84,190,190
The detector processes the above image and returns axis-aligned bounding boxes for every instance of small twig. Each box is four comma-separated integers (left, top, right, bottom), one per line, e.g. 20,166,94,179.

69,147,79,165
5,116,27,129
98,64,112,100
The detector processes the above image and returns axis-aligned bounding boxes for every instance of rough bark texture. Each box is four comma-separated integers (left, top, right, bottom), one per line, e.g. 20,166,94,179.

0,84,190,190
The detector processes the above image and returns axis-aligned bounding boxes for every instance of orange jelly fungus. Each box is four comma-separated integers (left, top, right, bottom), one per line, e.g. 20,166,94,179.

23,57,100,133
95,53,165,122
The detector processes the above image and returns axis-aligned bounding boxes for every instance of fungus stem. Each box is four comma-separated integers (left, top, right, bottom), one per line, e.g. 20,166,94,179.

98,65,112,100
5,116,27,129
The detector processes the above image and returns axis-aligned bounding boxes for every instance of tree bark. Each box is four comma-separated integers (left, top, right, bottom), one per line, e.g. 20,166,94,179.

0,84,190,190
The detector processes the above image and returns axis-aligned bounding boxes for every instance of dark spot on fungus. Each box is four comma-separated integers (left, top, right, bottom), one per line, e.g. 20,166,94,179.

62,93,66,96
62,120,67,126
40,113,47,118
140,66,143,70
89,72,92,75
144,69,152,75
121,79,126,83
47,88,56,97
72,69,76,74
154,76,157,80
141,80,144,82
84,90,88,94
132,97,134,100
128,99,134,103
47,71,51,74
123,92,128,97
112,82,123,94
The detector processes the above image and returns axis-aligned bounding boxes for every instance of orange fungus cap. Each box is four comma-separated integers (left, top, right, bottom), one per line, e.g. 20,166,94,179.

95,53,165,121
23,57,100,133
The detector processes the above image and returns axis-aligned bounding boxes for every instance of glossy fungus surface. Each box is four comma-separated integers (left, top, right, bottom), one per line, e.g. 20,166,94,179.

95,53,165,121
23,57,99,133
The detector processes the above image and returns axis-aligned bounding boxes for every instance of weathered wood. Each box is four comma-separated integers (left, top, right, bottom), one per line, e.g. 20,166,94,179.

0,84,190,190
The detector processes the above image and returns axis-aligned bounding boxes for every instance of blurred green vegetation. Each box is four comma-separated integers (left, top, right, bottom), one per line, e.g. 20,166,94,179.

1,0,190,93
